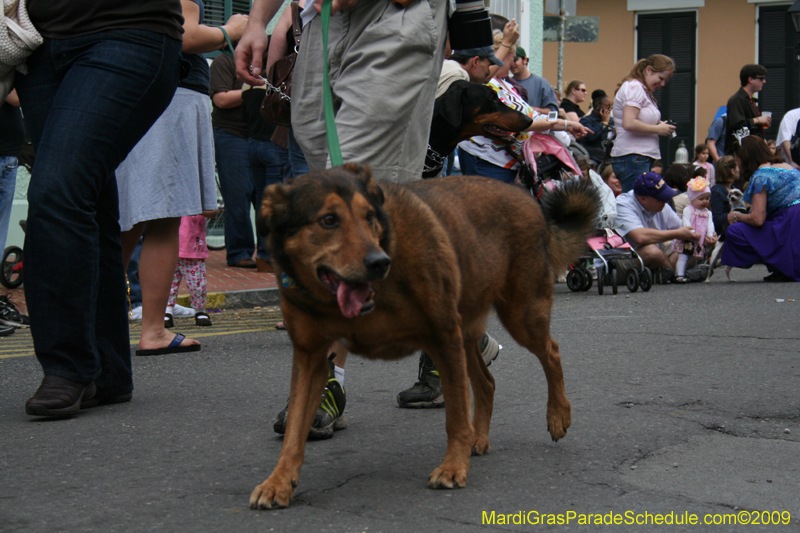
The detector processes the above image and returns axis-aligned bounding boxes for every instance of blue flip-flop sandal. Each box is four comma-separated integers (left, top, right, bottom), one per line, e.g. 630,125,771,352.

135,333,201,356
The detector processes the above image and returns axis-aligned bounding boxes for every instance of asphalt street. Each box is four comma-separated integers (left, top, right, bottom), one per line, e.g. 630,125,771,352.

1,265,799,533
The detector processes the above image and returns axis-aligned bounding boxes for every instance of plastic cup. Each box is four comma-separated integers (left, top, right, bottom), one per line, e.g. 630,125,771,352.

762,111,772,118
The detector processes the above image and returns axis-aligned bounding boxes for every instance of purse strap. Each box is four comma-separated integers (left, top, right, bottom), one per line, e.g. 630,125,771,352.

290,1,302,52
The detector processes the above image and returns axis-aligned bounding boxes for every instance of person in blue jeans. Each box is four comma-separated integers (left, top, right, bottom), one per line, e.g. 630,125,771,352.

17,1,184,418
610,55,676,192
241,82,310,267
0,90,22,263
210,53,266,269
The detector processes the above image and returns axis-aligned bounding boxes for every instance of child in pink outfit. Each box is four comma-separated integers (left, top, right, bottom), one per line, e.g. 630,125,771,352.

672,177,717,283
167,213,214,327
692,143,716,186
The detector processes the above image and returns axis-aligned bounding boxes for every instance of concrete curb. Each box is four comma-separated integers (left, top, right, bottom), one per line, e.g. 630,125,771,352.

176,287,281,310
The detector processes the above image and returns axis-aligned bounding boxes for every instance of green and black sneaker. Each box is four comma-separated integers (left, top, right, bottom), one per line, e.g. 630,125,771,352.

396,352,444,409
397,334,500,409
273,354,347,440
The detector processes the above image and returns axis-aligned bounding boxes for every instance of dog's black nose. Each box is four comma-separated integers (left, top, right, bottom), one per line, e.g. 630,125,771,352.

364,251,391,278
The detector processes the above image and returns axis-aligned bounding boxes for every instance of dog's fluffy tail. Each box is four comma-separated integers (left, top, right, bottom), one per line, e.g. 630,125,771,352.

539,179,600,272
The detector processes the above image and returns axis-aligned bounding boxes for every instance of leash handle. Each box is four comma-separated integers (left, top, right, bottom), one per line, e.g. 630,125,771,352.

321,0,344,166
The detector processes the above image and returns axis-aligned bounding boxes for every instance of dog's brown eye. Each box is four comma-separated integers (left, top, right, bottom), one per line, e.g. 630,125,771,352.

319,214,338,228
366,210,375,224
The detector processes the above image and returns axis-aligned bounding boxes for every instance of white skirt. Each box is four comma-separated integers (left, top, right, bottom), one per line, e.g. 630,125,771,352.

116,87,217,231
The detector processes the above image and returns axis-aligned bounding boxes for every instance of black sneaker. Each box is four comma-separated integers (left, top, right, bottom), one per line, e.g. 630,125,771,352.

397,352,444,409
273,354,347,440
0,294,29,328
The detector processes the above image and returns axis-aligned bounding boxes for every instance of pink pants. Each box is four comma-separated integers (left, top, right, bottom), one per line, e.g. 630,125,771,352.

168,258,207,309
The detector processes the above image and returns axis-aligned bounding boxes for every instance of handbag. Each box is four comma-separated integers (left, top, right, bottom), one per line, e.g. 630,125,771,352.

1,0,43,101
260,1,301,127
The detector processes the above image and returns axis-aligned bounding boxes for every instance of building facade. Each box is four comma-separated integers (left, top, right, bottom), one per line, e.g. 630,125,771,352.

540,0,800,164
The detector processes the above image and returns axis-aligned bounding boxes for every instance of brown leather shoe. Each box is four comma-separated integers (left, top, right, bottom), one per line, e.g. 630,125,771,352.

231,258,257,268
25,375,96,418
256,257,274,273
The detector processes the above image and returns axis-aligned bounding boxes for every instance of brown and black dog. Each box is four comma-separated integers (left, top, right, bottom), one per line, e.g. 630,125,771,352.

251,164,598,509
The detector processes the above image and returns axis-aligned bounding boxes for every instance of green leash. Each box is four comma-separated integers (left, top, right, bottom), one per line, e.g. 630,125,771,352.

216,26,235,57
321,0,344,166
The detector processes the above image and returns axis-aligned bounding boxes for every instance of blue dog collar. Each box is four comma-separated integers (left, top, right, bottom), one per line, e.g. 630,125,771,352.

281,273,298,289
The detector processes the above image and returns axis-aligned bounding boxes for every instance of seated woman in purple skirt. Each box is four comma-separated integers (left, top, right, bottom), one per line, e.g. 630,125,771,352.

722,135,800,281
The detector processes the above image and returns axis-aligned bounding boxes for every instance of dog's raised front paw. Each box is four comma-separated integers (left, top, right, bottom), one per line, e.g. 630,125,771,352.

428,462,468,489
249,476,297,510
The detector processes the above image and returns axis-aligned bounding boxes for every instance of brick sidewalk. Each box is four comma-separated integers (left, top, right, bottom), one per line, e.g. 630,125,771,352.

2,249,278,314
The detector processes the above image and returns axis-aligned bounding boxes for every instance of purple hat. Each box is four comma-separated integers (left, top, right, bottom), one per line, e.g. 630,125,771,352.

633,172,678,202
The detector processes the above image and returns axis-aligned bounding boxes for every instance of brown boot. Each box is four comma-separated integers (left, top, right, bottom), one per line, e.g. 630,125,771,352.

25,376,96,418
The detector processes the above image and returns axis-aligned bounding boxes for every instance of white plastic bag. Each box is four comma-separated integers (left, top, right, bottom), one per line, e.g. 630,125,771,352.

1,0,43,100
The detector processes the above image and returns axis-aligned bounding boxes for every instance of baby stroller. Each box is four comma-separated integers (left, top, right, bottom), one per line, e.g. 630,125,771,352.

513,132,583,199
1,220,25,289
567,228,653,295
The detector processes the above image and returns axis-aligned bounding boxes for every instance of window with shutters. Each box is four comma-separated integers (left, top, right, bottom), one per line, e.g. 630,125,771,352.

205,0,252,58
758,4,800,140
636,11,696,165
205,0,251,27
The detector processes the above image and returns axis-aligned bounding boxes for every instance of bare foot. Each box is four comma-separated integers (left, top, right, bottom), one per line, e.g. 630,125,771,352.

138,326,200,351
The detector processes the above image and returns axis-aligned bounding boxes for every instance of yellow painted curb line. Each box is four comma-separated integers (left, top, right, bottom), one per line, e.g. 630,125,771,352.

176,292,225,309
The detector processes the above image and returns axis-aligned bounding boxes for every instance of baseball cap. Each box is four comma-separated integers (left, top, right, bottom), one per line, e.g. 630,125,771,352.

515,46,527,60
633,172,678,202
451,46,504,67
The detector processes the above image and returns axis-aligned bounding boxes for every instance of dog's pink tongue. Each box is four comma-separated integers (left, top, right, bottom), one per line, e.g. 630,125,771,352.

337,281,372,319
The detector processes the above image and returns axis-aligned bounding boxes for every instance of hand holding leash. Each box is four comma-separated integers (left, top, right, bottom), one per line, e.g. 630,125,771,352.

235,18,269,85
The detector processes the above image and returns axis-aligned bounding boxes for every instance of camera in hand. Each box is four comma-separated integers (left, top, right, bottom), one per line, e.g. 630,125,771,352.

665,119,677,138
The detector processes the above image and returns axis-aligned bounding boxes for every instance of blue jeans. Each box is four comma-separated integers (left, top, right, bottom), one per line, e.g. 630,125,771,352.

247,139,290,262
213,129,263,265
0,156,18,253
15,30,181,394
458,148,517,184
612,154,654,193
286,127,310,177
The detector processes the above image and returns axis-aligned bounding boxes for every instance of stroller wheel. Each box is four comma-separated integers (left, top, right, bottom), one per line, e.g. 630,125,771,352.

566,269,585,292
611,268,618,295
581,269,593,291
640,267,653,292
1,246,23,289
597,265,604,295
626,268,640,293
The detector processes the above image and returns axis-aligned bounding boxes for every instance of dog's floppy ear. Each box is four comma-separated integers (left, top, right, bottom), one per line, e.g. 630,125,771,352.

344,163,384,206
257,183,291,237
433,81,465,128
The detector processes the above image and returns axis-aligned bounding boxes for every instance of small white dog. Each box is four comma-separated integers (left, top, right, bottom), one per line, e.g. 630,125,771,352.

705,188,746,282
728,188,746,213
